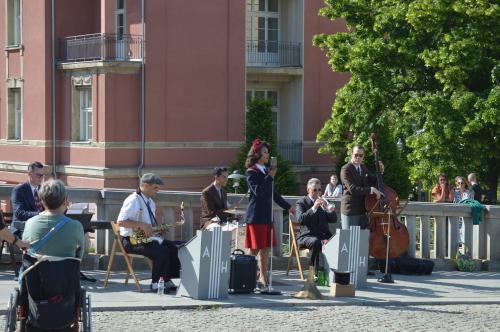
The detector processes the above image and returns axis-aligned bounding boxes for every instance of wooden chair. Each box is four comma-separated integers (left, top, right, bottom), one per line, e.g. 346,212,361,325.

286,219,306,280
0,211,19,278
103,221,152,292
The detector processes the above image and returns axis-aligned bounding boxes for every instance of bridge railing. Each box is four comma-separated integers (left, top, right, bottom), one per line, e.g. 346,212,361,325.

1,185,498,260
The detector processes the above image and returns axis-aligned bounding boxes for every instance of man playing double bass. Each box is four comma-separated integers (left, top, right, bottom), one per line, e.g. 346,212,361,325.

340,145,384,230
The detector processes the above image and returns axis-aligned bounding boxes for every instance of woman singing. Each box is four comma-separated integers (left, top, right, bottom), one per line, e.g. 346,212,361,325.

244,138,295,289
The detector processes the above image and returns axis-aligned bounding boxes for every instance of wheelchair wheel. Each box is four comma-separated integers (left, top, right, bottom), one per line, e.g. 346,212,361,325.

5,289,19,332
80,289,92,332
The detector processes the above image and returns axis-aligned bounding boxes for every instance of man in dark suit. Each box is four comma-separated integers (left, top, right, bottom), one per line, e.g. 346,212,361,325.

200,167,230,229
296,178,337,270
11,161,46,236
340,145,384,230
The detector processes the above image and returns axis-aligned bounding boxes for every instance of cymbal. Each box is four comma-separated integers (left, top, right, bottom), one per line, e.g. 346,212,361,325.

223,209,246,216
228,173,246,180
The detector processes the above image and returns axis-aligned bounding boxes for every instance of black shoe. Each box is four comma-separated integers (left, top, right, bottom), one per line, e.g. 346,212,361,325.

165,280,177,291
80,272,97,282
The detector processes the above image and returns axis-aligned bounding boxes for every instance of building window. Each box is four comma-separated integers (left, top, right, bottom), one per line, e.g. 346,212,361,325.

247,0,279,52
71,76,93,142
246,89,279,138
7,88,22,139
78,87,92,141
6,0,21,46
115,0,126,59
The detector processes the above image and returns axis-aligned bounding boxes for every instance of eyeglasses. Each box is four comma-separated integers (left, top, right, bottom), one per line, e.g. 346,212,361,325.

354,154,364,158
312,188,322,192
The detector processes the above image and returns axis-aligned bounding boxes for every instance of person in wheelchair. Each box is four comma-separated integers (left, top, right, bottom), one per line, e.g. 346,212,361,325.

22,179,84,258
5,179,90,331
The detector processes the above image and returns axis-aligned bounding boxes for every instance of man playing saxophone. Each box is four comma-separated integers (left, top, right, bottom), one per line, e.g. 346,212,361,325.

117,173,180,293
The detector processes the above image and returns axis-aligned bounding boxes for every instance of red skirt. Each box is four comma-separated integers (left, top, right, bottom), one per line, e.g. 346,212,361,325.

245,224,277,250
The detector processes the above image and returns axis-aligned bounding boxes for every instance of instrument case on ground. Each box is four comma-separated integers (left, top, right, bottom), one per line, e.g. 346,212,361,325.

229,249,257,294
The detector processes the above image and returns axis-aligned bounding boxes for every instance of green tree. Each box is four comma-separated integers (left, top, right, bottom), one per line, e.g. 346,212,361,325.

314,0,499,200
229,99,298,195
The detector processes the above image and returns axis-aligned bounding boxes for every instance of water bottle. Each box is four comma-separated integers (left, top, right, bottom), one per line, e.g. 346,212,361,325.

157,277,165,296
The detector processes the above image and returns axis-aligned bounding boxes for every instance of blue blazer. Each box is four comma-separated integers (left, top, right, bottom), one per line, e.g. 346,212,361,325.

11,182,39,231
244,165,291,225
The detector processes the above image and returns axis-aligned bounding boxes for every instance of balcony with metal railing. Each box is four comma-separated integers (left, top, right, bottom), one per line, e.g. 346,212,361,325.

246,40,301,68
277,140,303,165
58,33,144,72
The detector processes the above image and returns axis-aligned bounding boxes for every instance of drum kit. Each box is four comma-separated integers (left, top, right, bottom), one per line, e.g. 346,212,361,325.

220,208,245,251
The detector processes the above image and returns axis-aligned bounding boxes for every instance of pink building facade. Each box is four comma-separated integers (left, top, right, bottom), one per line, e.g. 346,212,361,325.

0,0,348,191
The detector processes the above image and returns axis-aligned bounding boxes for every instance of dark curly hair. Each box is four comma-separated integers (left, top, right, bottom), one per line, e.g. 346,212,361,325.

245,141,270,168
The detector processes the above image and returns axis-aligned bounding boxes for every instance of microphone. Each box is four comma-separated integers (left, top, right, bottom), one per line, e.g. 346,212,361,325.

270,156,277,169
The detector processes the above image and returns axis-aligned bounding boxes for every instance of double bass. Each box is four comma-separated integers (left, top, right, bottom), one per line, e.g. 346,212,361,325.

365,133,409,259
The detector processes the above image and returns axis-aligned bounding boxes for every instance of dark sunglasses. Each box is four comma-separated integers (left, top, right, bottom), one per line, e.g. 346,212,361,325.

354,154,364,158
457,182,464,185
312,188,322,192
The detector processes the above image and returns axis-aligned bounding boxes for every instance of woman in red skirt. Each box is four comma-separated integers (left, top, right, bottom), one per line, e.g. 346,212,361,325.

244,138,295,289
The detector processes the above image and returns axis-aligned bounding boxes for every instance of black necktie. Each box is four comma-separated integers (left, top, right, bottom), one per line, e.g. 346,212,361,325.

145,200,157,225
34,188,43,212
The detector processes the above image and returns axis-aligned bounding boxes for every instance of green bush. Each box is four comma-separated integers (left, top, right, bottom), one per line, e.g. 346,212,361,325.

229,99,298,195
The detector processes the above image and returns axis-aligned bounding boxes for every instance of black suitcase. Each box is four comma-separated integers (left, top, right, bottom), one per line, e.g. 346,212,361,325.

229,249,257,294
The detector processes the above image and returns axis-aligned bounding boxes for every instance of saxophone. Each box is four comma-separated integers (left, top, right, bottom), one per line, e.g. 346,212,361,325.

129,202,185,245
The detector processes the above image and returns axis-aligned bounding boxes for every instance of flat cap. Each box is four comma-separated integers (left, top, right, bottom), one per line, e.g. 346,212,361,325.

140,173,164,186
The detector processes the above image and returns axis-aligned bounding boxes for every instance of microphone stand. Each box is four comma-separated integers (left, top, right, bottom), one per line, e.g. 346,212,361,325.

378,208,394,283
260,165,281,296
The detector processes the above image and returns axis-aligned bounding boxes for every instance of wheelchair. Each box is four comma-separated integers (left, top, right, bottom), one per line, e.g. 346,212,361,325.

5,255,92,332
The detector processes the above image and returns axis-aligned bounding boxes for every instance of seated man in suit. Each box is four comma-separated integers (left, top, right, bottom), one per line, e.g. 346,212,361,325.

200,167,231,229
11,161,46,237
296,178,337,272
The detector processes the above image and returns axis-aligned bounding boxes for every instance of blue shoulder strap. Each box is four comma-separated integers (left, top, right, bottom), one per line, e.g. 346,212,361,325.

28,216,72,255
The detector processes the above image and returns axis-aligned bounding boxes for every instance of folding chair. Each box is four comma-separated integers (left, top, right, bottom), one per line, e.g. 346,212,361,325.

0,211,19,278
103,221,152,292
286,219,306,280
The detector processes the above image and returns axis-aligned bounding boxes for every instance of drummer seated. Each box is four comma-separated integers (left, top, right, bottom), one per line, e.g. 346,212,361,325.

200,167,231,229
295,178,337,272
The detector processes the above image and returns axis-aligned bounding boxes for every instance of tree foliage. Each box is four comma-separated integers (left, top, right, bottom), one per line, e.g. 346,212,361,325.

229,99,298,195
314,0,500,200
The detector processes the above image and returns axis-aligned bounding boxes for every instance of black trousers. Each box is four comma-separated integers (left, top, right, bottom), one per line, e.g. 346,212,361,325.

122,238,180,283
298,235,322,268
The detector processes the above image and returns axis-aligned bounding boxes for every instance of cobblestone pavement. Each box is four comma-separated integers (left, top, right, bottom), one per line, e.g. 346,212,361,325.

3,304,496,331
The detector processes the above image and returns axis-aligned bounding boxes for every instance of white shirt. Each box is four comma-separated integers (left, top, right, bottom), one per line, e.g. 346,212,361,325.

213,181,222,198
324,183,343,198
255,163,267,174
30,184,38,197
117,192,156,237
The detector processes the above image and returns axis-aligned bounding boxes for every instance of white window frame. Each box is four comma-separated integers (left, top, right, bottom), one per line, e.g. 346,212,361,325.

247,0,280,43
6,0,22,46
115,0,126,59
78,87,92,142
7,87,22,140
246,89,280,139
13,88,22,139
